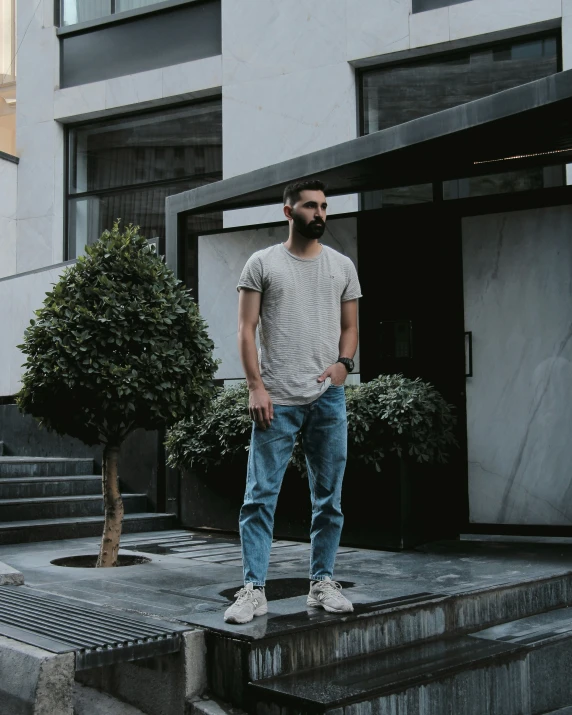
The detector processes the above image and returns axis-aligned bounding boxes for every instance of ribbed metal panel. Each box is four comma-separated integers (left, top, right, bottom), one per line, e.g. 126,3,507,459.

0,587,184,669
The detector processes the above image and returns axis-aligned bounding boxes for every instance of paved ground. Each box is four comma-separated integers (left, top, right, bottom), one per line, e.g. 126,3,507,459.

2,529,572,636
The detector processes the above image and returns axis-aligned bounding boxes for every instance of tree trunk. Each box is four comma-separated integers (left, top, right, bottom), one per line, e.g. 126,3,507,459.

96,444,124,567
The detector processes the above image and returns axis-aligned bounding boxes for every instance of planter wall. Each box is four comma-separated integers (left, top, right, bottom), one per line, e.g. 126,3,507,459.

179,454,459,550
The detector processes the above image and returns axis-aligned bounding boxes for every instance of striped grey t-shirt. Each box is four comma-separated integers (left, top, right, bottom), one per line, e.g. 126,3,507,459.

237,243,362,406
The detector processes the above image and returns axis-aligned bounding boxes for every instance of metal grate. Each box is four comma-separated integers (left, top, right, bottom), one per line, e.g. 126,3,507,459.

0,587,184,670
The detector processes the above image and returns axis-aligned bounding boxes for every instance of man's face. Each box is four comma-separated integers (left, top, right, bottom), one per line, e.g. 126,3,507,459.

288,190,327,239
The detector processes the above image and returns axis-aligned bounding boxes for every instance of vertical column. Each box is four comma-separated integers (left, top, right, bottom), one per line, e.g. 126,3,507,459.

563,2,572,184
15,0,65,272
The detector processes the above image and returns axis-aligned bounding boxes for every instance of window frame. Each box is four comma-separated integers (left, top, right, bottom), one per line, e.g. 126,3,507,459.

56,0,208,32
63,96,222,261
356,23,563,205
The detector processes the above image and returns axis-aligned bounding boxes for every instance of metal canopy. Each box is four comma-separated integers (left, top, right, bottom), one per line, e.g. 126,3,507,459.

166,69,572,271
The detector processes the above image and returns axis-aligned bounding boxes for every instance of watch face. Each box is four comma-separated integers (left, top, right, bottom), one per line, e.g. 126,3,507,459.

339,358,354,372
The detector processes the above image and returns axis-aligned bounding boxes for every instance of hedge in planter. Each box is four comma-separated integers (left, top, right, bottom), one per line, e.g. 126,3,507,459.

17,222,218,567
166,374,457,475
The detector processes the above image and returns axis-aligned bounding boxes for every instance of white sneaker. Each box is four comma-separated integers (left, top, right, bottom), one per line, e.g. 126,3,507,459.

224,583,268,624
307,577,354,613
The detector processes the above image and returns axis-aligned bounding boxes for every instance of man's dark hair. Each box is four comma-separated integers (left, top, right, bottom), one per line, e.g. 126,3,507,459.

283,179,326,206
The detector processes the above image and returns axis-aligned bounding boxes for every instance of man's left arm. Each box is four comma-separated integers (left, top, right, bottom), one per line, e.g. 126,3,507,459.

317,299,359,386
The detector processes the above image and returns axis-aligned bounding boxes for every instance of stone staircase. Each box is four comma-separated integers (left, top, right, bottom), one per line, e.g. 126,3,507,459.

192,572,572,714
0,449,177,544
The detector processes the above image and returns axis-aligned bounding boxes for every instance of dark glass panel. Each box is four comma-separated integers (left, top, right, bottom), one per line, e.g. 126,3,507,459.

362,37,558,134
362,184,433,210
69,102,222,193
60,1,221,87
361,33,561,205
443,166,564,199
412,0,470,13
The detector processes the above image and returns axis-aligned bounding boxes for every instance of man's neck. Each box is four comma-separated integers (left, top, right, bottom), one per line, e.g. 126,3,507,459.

283,232,322,258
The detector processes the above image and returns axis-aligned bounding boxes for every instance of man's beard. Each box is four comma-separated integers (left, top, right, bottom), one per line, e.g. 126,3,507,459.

292,210,325,239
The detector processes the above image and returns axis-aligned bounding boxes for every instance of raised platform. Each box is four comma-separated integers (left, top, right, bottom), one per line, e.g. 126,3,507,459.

2,532,572,713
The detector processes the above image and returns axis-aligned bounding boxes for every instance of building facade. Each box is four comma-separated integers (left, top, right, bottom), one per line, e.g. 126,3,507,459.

1,0,572,533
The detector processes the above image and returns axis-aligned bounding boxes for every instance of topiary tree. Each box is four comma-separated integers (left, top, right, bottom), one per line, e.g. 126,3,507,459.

17,221,218,567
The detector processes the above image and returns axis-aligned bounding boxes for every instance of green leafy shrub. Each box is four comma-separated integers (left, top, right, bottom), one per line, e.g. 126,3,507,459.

18,221,217,445
345,374,457,471
166,374,457,475
17,221,218,565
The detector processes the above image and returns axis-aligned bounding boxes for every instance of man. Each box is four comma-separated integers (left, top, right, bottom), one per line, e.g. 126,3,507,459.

224,179,362,625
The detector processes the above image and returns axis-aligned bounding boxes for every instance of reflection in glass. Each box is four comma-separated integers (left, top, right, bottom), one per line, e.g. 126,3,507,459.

69,102,222,194
68,179,219,259
115,0,164,11
362,185,433,210
61,0,174,25
67,100,222,259
362,36,558,134
361,34,561,204
62,0,111,25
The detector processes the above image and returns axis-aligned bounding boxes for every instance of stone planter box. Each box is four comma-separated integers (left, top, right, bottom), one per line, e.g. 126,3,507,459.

179,454,459,550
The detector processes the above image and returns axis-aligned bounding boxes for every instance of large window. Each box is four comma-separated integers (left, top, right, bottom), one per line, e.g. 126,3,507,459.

67,101,222,262
0,0,15,156
412,0,471,13
61,0,175,26
360,33,563,207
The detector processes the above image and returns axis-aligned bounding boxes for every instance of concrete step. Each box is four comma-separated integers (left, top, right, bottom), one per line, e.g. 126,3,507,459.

249,606,572,715
0,512,178,544
0,442,4,456
189,573,572,707
0,475,102,499
74,682,146,715
0,457,94,478
0,493,147,521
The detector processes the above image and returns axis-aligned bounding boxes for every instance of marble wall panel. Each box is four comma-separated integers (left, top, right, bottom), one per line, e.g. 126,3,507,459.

409,6,450,48
0,158,17,219
16,0,58,130
222,0,346,86
221,60,357,227
463,206,572,525
0,218,17,279
346,0,410,60
0,263,70,396
198,216,359,380
162,55,223,98
53,82,107,124
449,0,562,41
222,61,356,179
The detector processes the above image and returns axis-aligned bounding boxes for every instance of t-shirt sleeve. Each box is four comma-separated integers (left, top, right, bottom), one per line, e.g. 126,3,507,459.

237,254,264,293
341,260,362,302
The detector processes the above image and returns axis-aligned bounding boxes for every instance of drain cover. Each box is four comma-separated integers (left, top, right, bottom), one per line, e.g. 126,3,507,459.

0,586,187,670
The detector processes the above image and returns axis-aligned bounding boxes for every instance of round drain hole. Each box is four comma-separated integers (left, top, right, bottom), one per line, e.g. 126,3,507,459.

219,577,354,600
51,554,151,568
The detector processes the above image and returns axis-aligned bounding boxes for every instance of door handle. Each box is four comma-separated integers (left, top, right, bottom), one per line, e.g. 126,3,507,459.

465,331,473,378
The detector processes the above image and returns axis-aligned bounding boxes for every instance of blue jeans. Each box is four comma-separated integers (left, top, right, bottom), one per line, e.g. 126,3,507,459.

239,385,347,586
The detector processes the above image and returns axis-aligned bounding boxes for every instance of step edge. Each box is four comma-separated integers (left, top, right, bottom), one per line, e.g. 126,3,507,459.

0,494,147,504
0,476,101,483
0,513,177,528
248,638,528,710
0,458,94,463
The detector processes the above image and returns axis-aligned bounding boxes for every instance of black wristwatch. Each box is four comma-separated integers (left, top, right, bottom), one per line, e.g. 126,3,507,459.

337,357,354,373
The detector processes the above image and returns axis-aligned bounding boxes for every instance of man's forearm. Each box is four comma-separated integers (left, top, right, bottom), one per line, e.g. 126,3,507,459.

339,326,358,359
238,328,264,390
